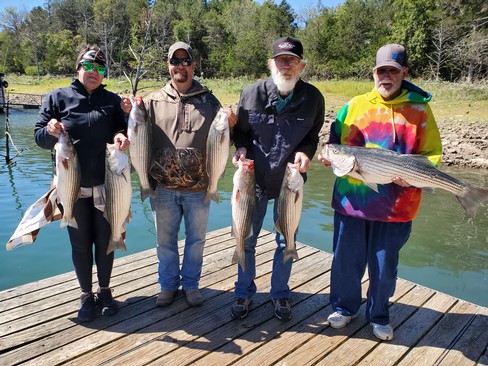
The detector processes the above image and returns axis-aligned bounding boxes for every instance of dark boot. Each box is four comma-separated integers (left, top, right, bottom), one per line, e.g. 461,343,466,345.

78,292,96,322
96,288,119,316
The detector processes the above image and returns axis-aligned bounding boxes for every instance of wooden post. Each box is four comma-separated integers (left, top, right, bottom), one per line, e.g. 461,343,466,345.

0,72,6,114
5,102,10,163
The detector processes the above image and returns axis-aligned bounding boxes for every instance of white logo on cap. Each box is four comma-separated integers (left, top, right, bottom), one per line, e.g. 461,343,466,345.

278,42,295,50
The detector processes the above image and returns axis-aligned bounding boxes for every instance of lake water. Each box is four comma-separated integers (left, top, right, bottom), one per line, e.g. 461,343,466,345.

1,108,487,307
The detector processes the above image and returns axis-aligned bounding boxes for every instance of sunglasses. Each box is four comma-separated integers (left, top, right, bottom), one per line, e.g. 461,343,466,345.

80,61,107,75
375,68,402,76
169,58,193,66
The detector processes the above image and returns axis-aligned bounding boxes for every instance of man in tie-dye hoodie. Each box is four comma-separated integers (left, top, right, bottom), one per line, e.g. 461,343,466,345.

318,44,442,341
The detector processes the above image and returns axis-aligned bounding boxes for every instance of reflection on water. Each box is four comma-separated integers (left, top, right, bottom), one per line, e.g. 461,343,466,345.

1,108,487,307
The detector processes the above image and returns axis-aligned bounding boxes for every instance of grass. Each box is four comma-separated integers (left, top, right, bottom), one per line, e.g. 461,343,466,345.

3,74,488,123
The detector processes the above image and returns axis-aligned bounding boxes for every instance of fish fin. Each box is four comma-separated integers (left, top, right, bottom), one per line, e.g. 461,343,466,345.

457,185,488,218
331,156,356,177
274,221,283,236
283,248,299,264
365,182,379,193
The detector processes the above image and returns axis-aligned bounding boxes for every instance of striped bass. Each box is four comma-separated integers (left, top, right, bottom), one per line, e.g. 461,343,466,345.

55,130,80,229
128,96,154,202
105,144,132,254
231,159,256,270
205,110,230,203
275,163,303,263
322,144,488,217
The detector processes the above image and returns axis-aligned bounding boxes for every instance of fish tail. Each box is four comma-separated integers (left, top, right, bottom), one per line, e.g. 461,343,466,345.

141,186,155,202
106,237,127,255
205,190,220,203
231,248,245,271
283,248,299,264
457,185,488,218
60,216,78,229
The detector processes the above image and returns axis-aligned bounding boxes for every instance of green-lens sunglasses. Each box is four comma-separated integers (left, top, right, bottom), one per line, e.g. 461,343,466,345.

80,61,107,75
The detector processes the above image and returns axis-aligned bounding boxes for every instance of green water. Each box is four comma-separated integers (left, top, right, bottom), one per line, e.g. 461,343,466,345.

1,108,487,307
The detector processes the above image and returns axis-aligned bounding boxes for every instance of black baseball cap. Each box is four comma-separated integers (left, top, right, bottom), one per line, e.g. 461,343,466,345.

272,36,303,59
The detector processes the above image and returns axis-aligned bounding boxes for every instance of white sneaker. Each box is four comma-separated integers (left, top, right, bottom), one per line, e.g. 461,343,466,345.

371,323,394,341
327,311,358,329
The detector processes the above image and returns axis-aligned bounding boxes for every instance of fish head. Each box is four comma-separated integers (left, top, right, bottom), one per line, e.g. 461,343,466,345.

106,143,129,174
286,162,304,192
214,111,229,132
130,96,148,122
55,130,75,159
322,144,357,177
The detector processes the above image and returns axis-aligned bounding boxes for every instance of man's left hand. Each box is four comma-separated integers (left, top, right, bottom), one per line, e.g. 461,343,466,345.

294,152,311,173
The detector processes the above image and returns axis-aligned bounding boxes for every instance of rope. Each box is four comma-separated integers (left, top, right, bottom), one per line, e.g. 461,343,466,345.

4,130,27,156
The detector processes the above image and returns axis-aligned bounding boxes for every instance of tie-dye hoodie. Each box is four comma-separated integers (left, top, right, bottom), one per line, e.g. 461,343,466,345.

329,80,442,222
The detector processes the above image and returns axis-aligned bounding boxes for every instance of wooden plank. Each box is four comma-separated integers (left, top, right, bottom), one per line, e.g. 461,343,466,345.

98,246,322,366
437,307,488,366
1,236,315,365
312,284,436,366
397,300,481,366
0,227,232,303
356,291,458,365
191,254,334,366
275,278,416,366
0,231,278,362
0,230,262,332
62,244,316,366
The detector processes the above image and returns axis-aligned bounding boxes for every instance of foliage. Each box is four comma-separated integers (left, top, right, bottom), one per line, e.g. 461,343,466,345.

0,0,487,83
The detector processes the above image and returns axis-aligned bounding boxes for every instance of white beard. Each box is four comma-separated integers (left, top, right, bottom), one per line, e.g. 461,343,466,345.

270,63,300,95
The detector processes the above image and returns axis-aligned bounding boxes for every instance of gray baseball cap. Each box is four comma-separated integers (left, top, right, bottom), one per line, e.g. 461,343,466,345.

374,44,407,70
168,42,194,60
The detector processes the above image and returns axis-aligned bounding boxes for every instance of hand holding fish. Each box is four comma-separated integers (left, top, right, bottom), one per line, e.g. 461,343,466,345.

294,152,311,173
223,107,238,129
46,119,64,139
232,147,247,167
392,177,410,187
114,132,130,152
120,96,132,114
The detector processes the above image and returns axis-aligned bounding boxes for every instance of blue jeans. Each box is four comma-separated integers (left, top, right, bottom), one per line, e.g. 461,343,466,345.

330,211,412,325
150,187,210,291
234,194,294,300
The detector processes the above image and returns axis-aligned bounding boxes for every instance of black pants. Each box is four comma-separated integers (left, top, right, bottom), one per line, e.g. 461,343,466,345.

66,197,114,293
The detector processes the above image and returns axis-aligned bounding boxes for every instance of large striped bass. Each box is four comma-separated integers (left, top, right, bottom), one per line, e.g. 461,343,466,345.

104,144,132,254
128,96,153,202
205,110,230,203
55,130,80,229
275,163,303,263
231,159,256,270
322,144,488,217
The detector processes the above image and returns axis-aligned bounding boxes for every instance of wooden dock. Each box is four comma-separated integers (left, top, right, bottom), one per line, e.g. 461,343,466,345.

4,92,44,109
1,227,487,365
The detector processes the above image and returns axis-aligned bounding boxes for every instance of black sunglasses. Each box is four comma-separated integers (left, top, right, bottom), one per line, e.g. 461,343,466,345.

169,58,192,66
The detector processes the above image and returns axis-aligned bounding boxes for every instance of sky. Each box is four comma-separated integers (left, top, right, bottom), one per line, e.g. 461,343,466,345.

0,0,345,14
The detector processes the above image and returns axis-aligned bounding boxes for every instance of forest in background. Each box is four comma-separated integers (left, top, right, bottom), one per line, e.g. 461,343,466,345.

1,0,487,94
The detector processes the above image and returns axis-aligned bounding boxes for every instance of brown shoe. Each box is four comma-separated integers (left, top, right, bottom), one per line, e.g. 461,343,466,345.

183,288,203,307
156,290,178,307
